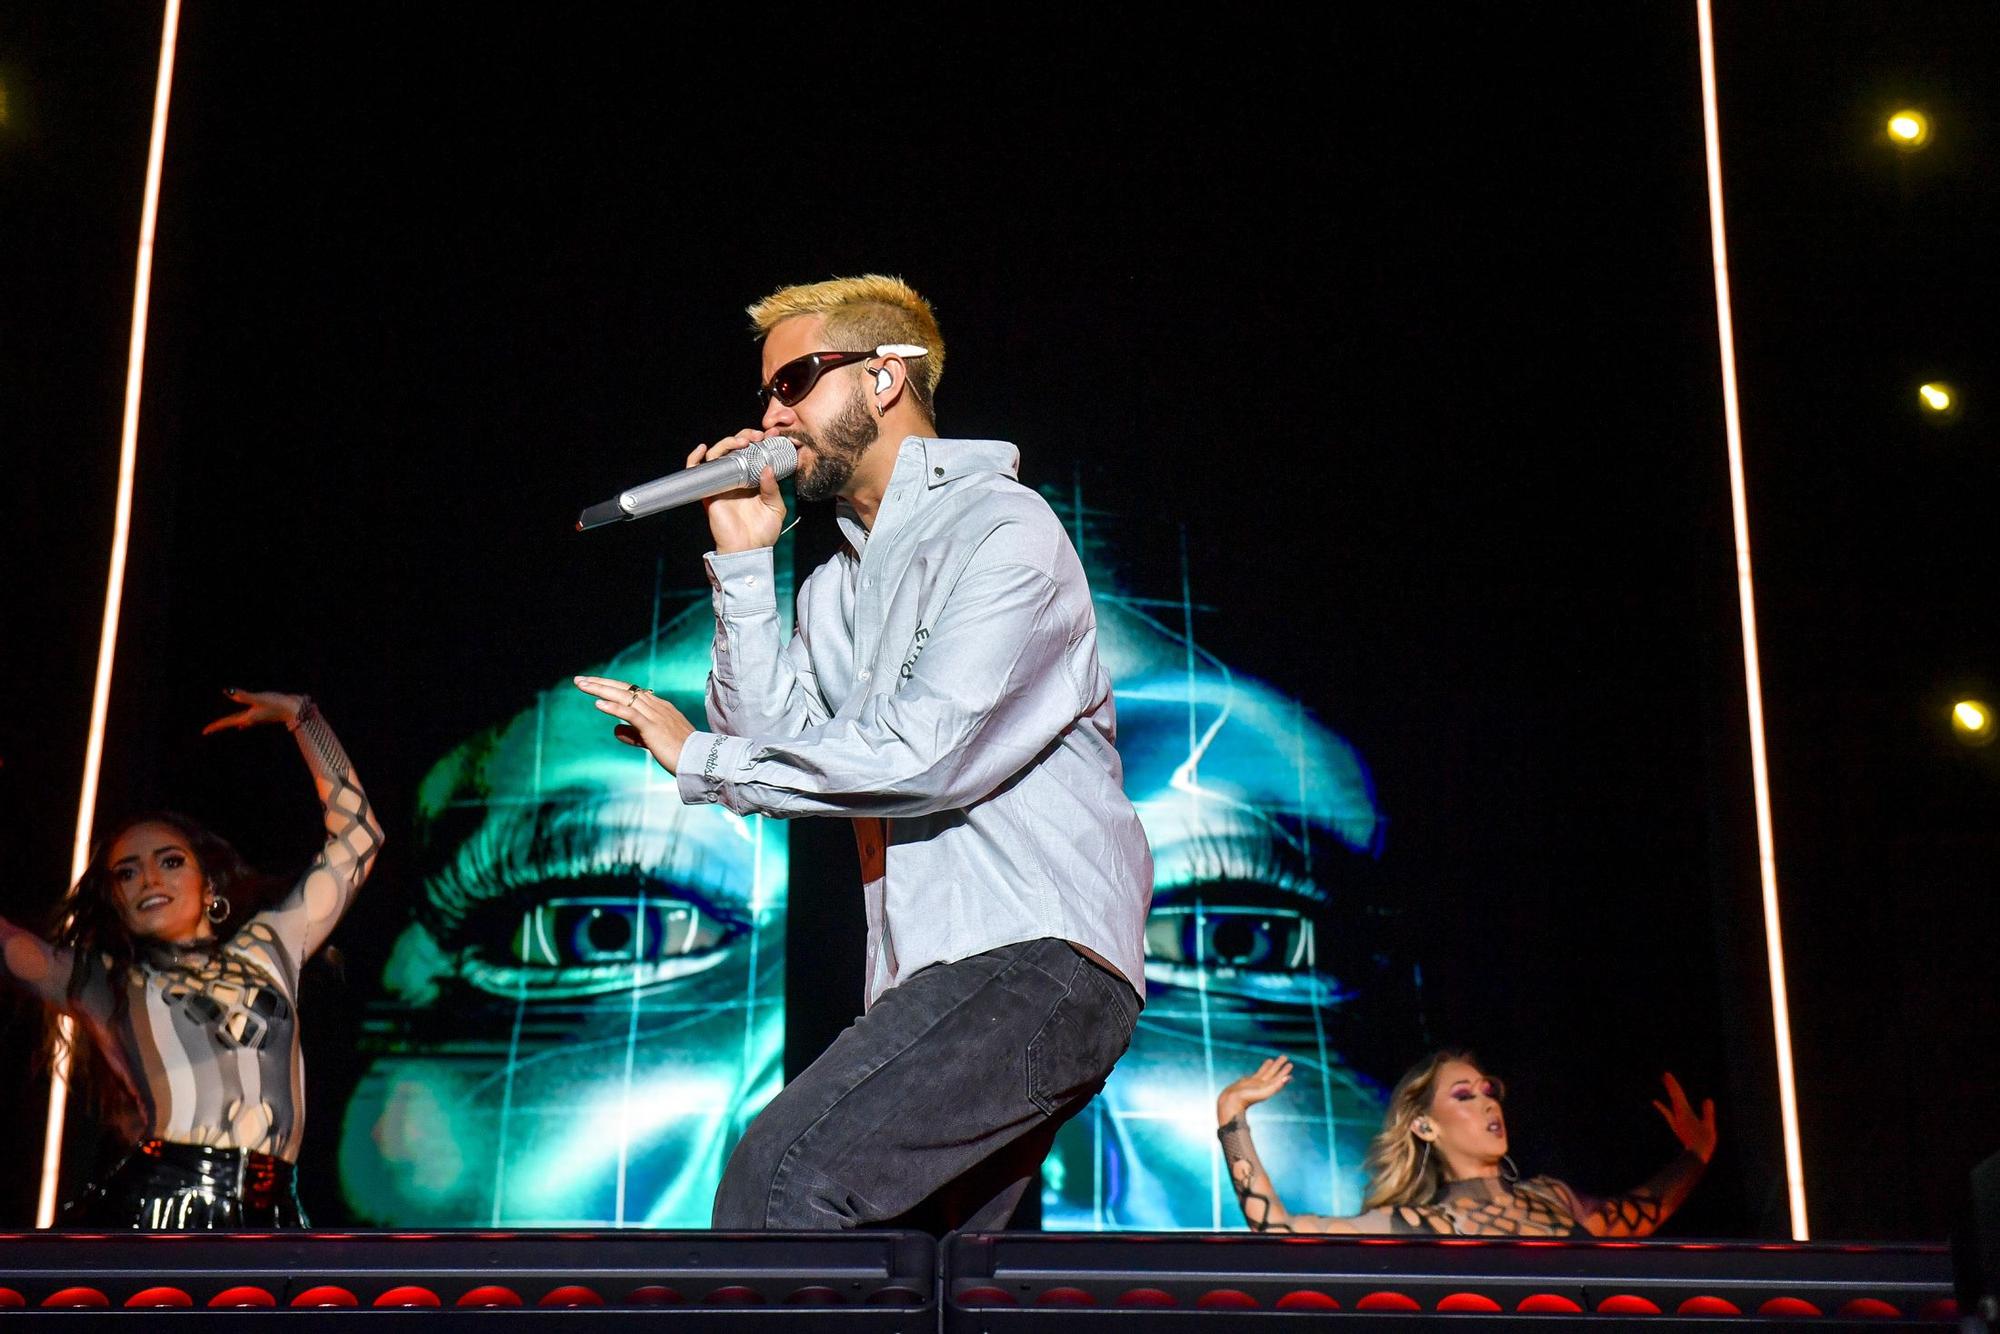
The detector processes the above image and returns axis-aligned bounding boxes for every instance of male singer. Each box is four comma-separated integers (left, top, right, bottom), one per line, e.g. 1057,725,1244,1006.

574,274,1151,1231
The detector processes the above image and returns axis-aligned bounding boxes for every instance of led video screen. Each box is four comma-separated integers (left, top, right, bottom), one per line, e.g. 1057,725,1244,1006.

336,507,1394,1230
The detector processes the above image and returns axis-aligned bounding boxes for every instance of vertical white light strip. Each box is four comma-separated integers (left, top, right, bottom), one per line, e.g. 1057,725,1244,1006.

1696,0,1810,1242
37,0,184,1230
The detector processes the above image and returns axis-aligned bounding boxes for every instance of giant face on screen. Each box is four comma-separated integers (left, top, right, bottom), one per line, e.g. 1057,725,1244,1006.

338,524,1391,1228
1040,585,1389,1228
336,592,787,1227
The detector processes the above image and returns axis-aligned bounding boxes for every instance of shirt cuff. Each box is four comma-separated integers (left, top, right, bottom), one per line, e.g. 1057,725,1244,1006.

703,547,779,614
677,730,751,805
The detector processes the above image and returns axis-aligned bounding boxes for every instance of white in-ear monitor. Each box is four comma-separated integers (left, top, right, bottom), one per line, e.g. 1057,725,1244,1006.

866,344,925,400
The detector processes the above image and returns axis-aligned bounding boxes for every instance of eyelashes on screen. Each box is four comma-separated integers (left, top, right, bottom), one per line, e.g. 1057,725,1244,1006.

424,800,734,934
1142,834,1347,999
1154,831,1324,906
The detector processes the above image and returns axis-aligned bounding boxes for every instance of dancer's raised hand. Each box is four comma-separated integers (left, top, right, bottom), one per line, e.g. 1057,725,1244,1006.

1651,1072,1718,1163
201,688,306,734
1218,1056,1295,1124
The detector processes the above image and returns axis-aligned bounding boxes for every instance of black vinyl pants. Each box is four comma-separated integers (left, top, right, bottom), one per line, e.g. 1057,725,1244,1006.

64,1138,307,1230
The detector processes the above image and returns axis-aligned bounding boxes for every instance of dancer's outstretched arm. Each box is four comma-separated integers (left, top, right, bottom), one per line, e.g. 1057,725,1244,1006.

1562,1073,1716,1238
0,913,78,1008
203,690,384,965
1216,1057,1398,1234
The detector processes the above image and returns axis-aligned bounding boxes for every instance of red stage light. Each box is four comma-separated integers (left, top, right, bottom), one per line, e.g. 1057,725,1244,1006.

1118,1287,1178,1307
955,1285,1016,1306
627,1285,685,1305
704,1285,765,1304
1274,1290,1339,1310
373,1285,442,1307
1677,1294,1742,1315
1596,1293,1662,1314
1759,1295,1823,1317
1037,1286,1097,1306
0,1288,24,1308
1197,1288,1259,1309
1516,1292,1585,1313
290,1286,359,1307
538,1285,603,1307
207,1285,276,1308
41,1286,111,1308
1356,1290,1421,1311
123,1286,193,1308
455,1285,523,1307
1438,1291,1503,1312
1839,1297,1901,1318
783,1285,844,1304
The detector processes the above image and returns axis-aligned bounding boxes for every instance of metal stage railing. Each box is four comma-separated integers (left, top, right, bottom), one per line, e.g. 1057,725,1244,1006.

0,1228,1962,1329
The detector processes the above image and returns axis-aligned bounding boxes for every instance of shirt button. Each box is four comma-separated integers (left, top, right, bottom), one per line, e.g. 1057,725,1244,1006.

859,670,872,682
744,576,758,588
863,577,873,588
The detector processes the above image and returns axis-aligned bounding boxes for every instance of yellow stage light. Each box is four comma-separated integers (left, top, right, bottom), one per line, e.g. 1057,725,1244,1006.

1954,699,1992,741
1887,110,1930,148
1919,383,1952,412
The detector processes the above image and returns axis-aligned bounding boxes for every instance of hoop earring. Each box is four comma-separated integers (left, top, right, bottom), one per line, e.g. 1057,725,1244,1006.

1417,1139,1431,1180
1501,1154,1520,1185
205,895,231,924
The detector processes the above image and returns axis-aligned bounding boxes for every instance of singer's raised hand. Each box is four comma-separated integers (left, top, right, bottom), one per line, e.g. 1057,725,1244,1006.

691,430,787,554
573,676,697,774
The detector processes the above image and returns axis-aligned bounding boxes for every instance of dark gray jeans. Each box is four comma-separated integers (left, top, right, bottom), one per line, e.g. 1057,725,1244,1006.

711,936,1140,1232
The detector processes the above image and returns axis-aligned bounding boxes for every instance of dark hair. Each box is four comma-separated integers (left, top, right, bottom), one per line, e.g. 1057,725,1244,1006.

40,811,287,1129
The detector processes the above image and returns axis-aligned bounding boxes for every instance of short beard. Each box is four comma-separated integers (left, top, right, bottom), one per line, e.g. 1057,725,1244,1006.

792,382,880,503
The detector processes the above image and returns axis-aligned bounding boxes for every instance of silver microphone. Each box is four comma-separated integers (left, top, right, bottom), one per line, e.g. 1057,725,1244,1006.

576,437,797,531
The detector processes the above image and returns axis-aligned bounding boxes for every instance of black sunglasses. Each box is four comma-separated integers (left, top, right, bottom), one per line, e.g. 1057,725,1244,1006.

757,343,929,409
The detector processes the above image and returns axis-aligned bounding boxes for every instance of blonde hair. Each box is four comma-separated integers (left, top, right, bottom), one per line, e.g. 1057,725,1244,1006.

1362,1048,1474,1209
1362,1049,1568,1219
746,274,945,417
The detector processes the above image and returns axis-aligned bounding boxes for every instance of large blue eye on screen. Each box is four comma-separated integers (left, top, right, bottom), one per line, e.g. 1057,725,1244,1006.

335,586,789,1228
336,509,1394,1229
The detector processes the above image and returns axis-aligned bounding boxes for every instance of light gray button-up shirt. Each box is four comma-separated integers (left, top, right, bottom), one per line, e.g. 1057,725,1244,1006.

676,436,1152,1009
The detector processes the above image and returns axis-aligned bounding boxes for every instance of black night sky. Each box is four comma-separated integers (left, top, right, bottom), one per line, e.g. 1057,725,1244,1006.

1,5,1994,1239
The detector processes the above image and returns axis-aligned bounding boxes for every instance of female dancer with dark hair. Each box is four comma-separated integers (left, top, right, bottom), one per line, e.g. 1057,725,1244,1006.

1215,1051,1716,1236
0,690,381,1228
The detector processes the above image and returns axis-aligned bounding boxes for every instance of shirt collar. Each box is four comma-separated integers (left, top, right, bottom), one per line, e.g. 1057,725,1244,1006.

916,437,1020,489
835,437,1021,550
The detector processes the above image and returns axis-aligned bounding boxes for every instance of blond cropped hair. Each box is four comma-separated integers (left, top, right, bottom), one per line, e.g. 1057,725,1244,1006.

747,274,945,416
